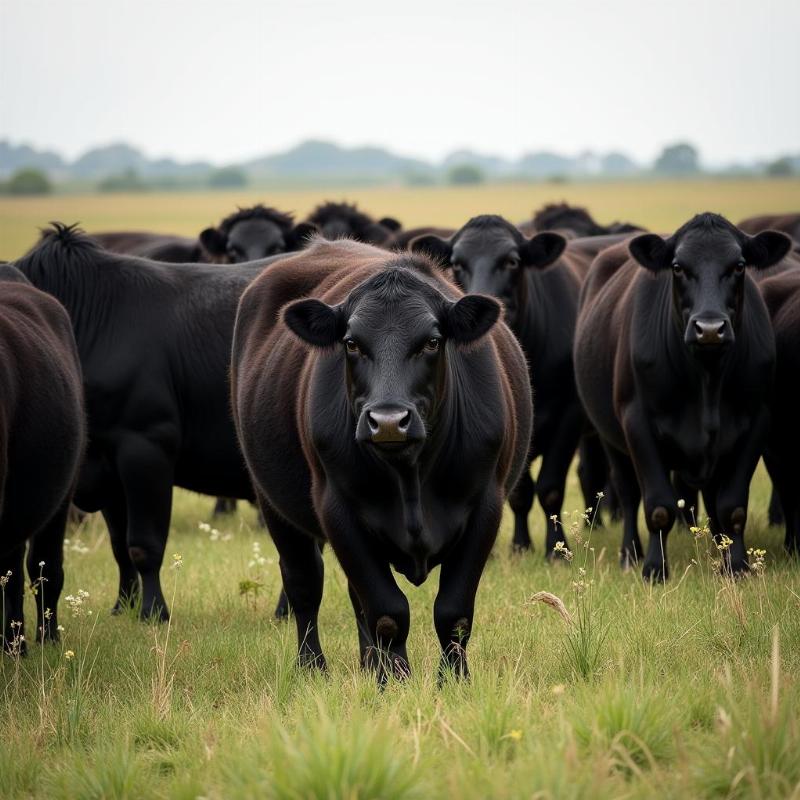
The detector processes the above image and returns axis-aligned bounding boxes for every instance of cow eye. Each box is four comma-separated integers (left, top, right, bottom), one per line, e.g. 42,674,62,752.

345,339,360,354
505,256,520,271
672,263,683,276
734,260,746,275
424,338,440,353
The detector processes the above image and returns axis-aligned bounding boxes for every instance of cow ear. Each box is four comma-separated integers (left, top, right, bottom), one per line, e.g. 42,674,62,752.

409,234,453,265
742,230,792,270
287,222,318,249
521,232,566,269
629,233,673,272
378,216,402,232
199,227,228,257
445,295,501,344
283,299,343,347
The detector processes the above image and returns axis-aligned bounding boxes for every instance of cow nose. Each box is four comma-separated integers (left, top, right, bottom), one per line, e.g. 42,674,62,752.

366,408,411,443
693,319,727,345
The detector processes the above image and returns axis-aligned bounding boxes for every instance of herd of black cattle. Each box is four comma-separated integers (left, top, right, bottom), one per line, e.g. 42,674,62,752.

2,199,800,682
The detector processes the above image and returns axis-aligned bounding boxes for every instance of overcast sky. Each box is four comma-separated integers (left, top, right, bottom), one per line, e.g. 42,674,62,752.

1,0,798,167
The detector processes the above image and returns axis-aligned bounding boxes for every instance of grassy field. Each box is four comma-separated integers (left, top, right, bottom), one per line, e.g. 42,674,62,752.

1,176,799,259
1,179,800,799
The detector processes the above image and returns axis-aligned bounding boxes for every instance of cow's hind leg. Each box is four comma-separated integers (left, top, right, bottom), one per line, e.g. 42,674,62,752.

537,407,583,557
508,459,534,552
604,448,644,570
27,501,70,642
1,545,26,655
102,488,140,615
261,506,326,670
117,437,174,622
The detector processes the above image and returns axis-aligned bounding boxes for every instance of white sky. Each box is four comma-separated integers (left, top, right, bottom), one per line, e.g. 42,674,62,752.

1,0,798,167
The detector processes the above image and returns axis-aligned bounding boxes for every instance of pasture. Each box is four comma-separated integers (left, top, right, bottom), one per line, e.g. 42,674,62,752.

1,179,800,799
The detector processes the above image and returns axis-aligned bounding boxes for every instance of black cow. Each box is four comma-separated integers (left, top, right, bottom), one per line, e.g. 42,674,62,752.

574,213,790,579
0,265,85,651
305,202,402,246
94,204,315,265
760,263,800,554
410,216,594,556
519,202,644,238
738,213,800,247
12,225,289,620
232,238,531,682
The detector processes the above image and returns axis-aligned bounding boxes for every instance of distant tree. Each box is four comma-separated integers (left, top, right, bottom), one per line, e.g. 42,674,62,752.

766,157,794,177
98,168,145,192
447,164,485,185
5,168,52,195
208,167,247,189
653,142,700,175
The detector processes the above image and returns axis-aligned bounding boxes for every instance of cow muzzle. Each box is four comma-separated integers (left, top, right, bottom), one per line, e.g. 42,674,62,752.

356,405,425,450
686,315,732,347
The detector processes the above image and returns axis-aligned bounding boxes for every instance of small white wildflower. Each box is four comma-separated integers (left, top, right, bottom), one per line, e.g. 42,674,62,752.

677,498,686,510
64,650,75,661
170,553,183,570
38,560,45,567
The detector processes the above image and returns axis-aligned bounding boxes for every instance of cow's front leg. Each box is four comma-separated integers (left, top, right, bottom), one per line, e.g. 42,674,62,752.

621,404,676,581
434,491,502,684
324,501,410,685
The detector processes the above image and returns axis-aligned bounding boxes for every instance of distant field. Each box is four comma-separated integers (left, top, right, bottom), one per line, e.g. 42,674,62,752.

1,177,799,259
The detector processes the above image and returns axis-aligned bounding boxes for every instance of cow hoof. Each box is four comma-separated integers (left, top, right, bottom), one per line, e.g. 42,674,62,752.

642,560,669,583
650,506,670,530
140,605,169,624
511,541,532,555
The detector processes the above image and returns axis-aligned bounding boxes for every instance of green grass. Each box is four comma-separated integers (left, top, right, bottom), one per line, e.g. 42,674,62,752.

2,463,799,799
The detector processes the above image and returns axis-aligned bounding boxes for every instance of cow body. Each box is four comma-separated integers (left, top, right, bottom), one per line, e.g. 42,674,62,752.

0,265,85,649
13,225,288,619
760,264,800,553
232,238,531,681
574,214,789,578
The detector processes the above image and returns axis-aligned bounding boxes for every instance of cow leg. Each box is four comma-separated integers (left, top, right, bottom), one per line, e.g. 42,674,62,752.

765,453,799,555
213,497,237,516
434,492,502,684
116,438,173,622
538,407,583,557
621,405,676,581
604,447,643,569
348,582,377,671
261,506,326,669
1,545,26,654
714,409,769,575
508,458,535,552
26,501,69,643
767,488,784,528
102,489,140,614
324,503,410,684
577,433,609,527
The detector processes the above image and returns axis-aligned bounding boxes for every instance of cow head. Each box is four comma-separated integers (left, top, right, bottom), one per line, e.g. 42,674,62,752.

410,215,565,328
306,202,400,246
284,264,500,462
629,213,791,351
199,205,316,263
